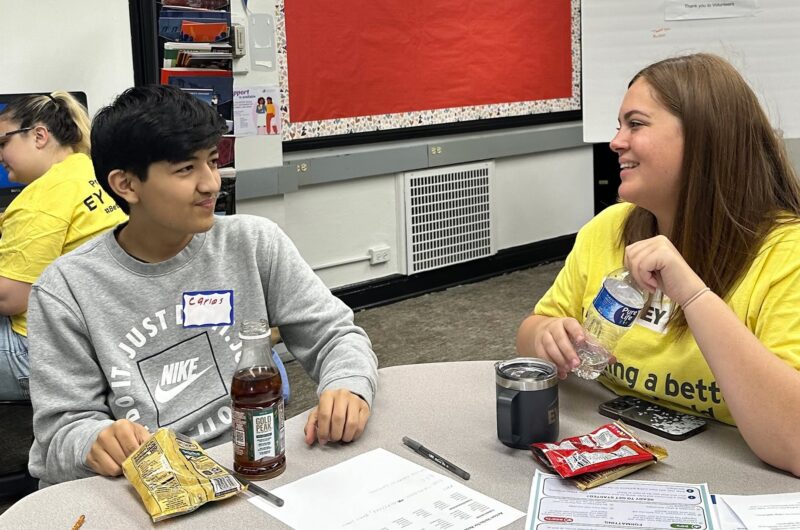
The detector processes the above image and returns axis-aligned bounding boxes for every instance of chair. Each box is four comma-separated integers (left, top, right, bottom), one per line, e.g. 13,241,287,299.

271,327,290,404
0,400,37,499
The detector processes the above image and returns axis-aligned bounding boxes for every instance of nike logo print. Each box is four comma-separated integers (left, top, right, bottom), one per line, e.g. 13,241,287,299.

154,365,213,404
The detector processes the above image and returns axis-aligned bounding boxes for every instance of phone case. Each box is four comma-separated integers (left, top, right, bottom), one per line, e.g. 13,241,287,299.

598,396,707,441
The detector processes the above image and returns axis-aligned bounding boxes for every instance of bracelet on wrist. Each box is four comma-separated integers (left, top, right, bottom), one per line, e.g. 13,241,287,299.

681,286,711,309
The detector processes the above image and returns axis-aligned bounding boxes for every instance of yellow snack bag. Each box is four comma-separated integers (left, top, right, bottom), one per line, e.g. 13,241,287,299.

122,428,244,522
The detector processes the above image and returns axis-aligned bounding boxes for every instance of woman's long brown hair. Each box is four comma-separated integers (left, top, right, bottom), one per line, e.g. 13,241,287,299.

621,54,800,333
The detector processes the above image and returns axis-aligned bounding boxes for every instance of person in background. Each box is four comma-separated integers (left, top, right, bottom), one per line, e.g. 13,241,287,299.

27,85,377,485
517,53,800,476
0,92,127,400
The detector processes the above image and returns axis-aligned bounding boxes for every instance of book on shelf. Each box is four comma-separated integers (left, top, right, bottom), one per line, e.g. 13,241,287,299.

161,7,229,18
161,68,233,120
164,42,231,67
158,10,230,42
162,0,229,9
177,51,232,69
181,20,229,43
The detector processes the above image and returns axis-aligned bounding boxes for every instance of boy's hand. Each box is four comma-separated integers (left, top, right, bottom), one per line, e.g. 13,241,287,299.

304,389,370,446
86,419,151,476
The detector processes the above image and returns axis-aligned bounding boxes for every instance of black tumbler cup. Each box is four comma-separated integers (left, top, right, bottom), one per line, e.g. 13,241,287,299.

495,358,559,449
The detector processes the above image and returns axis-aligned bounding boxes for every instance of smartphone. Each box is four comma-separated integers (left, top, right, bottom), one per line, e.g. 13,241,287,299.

598,395,707,441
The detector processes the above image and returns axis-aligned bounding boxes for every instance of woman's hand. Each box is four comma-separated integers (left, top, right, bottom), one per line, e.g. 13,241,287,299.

624,235,706,306
517,315,592,379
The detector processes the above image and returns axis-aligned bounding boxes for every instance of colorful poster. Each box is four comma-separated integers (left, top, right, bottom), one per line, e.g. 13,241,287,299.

233,86,282,137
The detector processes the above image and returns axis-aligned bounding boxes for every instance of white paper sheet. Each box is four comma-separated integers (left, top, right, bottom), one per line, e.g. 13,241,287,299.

710,494,748,530
718,492,800,529
525,469,715,530
249,448,525,530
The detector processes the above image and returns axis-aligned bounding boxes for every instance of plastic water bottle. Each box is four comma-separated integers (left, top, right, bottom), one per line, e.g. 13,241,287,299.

573,268,647,380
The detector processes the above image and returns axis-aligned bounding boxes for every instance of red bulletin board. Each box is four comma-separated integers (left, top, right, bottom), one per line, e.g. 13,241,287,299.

278,0,580,140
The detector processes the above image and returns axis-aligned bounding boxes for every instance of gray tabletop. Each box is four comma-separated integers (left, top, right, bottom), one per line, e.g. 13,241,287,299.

1,360,797,529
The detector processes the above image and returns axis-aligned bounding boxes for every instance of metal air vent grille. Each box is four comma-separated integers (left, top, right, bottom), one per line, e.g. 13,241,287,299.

404,162,494,274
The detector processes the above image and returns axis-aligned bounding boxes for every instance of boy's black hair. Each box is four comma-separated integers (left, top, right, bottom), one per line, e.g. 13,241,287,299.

91,85,228,214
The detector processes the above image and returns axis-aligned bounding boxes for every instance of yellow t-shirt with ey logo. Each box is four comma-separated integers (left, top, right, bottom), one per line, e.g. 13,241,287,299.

0,152,127,336
534,202,800,425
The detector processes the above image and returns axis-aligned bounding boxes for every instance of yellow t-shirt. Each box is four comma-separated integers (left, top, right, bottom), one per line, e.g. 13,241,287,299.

0,152,127,336
534,202,800,425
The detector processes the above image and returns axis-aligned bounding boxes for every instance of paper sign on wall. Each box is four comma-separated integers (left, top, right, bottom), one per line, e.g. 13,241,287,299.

233,86,281,137
665,0,759,21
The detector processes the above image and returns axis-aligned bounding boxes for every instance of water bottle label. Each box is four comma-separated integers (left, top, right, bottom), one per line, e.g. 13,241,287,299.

592,286,641,327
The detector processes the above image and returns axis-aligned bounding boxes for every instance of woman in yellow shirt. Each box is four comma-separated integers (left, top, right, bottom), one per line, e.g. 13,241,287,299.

517,54,800,476
0,92,127,400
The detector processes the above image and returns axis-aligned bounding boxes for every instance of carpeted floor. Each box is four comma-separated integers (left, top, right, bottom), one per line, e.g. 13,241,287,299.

0,261,562,515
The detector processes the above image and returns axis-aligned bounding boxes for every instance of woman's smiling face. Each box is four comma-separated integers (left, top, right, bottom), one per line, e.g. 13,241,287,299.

610,78,685,221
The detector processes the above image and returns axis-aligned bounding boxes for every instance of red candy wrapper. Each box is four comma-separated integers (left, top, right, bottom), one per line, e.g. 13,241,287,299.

531,422,656,478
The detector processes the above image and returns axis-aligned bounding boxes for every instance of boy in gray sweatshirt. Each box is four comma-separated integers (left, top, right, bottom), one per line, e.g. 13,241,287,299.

26,85,378,486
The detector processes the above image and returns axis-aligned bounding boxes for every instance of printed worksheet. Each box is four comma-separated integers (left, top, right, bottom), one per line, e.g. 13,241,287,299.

525,470,715,529
250,448,524,529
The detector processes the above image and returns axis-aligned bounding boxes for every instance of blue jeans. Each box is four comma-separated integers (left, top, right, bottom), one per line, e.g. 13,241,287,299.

0,316,29,400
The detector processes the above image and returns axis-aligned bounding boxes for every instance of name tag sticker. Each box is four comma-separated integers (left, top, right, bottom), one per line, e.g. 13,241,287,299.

182,290,234,328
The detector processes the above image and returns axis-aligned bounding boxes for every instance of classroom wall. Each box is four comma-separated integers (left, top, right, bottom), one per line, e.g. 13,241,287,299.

239,135,800,290
0,0,134,115
7,0,798,292
788,139,800,172
237,146,594,288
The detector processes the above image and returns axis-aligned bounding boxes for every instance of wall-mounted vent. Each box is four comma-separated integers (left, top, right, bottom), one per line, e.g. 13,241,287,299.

404,162,495,274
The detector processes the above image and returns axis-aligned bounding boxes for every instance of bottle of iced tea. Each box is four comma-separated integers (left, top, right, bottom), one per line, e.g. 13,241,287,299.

231,319,286,479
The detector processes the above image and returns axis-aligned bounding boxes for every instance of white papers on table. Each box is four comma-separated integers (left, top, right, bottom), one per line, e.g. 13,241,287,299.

717,492,800,530
711,494,747,530
525,469,715,530
249,448,524,530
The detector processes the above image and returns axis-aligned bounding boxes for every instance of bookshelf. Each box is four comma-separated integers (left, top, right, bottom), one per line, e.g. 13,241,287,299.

157,0,237,214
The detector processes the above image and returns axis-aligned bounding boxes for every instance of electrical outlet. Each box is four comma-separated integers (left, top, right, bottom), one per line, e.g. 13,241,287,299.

369,245,391,265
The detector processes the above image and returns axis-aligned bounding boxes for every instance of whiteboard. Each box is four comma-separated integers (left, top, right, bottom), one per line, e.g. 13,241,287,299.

582,0,800,142
0,0,134,117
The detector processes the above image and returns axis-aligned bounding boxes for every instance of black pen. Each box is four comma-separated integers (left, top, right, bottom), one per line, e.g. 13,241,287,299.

402,436,470,480
224,467,284,507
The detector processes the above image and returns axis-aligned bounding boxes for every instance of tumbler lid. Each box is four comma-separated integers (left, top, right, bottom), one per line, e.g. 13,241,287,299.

495,358,557,391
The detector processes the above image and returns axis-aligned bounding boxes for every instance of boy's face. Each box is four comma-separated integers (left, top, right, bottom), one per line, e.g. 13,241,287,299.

129,146,220,238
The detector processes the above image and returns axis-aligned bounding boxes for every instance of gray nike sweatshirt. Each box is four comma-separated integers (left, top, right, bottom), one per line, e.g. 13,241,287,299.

27,215,378,486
